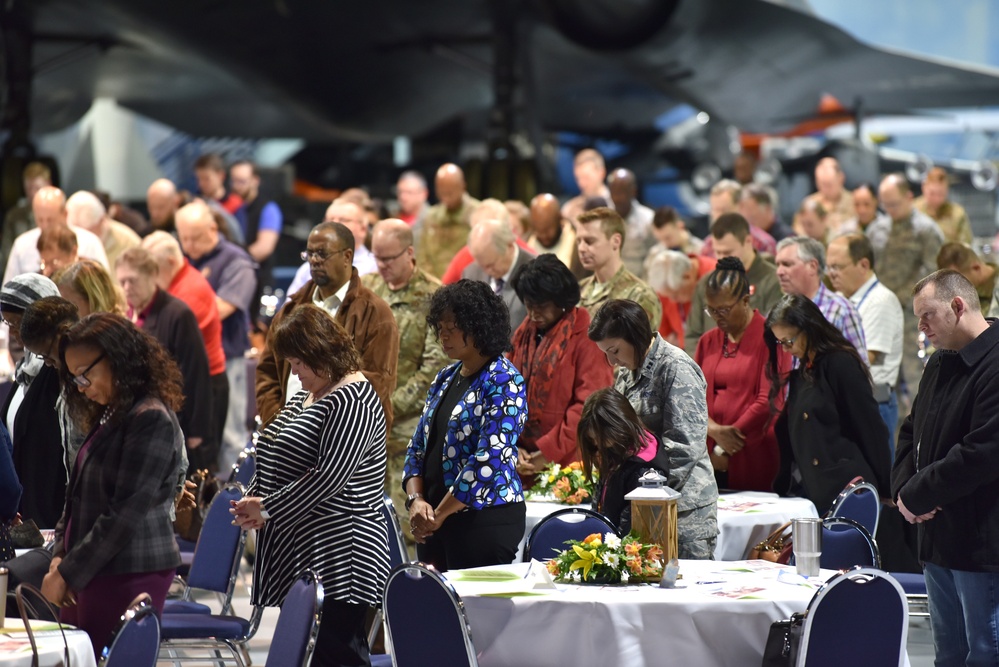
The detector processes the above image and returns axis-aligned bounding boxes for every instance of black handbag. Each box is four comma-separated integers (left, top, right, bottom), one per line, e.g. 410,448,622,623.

761,612,804,667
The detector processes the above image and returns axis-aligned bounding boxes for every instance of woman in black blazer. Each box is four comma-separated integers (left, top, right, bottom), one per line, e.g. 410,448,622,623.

42,313,185,657
765,294,892,513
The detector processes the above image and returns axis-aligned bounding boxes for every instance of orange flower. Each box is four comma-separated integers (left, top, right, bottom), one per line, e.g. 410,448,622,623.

624,543,641,556
555,477,571,493
627,557,644,574
568,461,583,471
647,545,664,562
547,560,560,576
583,533,603,546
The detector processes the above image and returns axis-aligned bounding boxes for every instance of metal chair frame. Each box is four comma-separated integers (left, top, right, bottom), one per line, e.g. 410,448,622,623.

820,516,881,569
827,478,881,536
99,593,160,667
523,507,619,563
367,495,411,648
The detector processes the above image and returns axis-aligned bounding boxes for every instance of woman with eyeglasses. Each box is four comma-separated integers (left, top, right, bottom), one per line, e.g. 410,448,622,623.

588,298,718,559
403,280,527,571
42,312,185,657
765,294,891,513
695,257,789,492
0,274,66,529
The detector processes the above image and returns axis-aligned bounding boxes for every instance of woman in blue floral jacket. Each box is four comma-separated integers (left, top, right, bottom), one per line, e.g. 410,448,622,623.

403,280,527,571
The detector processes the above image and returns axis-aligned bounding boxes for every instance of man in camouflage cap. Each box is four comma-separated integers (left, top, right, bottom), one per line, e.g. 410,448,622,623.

363,219,449,531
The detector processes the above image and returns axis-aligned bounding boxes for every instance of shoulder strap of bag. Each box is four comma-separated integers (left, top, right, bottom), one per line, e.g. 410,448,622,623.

15,583,70,667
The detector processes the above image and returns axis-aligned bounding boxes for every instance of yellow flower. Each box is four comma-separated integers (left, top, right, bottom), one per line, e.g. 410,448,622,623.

570,544,603,579
583,533,603,546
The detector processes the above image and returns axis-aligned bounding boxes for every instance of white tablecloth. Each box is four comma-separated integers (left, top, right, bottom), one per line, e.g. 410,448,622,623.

0,619,96,667
519,491,819,561
449,560,831,667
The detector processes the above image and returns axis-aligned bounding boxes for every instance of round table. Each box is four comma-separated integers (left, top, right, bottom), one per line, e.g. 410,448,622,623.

0,619,96,667
520,491,819,561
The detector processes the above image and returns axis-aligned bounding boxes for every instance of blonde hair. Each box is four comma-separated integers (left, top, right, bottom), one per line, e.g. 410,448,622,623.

52,259,126,316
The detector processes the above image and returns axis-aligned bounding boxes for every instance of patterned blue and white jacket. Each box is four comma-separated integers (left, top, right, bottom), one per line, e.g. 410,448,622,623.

403,356,526,509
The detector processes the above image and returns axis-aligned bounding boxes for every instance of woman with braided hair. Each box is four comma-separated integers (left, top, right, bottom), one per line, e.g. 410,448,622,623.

694,256,789,491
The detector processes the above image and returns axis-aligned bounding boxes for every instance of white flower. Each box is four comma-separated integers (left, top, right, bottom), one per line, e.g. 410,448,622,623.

621,571,630,583
604,533,622,550
606,553,620,569
570,570,581,582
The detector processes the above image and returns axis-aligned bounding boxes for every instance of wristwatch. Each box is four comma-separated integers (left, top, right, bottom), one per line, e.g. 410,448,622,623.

405,493,423,511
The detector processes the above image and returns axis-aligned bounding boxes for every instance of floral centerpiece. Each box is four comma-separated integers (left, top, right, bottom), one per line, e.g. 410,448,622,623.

531,461,594,505
546,531,665,584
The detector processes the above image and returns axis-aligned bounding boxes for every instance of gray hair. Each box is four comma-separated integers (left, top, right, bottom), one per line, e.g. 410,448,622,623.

474,216,515,255
710,178,742,200
646,249,692,292
66,190,106,230
470,198,511,229
777,236,826,273
141,230,185,262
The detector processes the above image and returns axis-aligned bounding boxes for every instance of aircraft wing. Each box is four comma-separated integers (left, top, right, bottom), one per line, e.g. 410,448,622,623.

14,0,999,140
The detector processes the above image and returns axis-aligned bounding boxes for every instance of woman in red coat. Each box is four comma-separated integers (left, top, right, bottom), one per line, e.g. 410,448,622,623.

695,257,788,491
508,254,612,484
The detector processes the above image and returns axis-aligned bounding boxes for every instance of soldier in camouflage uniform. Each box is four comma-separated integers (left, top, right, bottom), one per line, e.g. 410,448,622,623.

363,219,449,533
870,174,944,414
576,207,662,330
914,167,973,245
415,163,479,279
589,299,719,559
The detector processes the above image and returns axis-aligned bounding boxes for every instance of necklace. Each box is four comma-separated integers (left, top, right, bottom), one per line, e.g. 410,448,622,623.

307,379,337,405
722,337,740,358
99,406,114,425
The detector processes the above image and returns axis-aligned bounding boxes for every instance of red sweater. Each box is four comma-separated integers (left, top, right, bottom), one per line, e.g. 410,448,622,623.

168,260,227,376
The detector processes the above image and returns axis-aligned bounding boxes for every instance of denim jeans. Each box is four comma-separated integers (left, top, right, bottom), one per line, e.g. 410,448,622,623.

878,391,899,461
923,561,999,666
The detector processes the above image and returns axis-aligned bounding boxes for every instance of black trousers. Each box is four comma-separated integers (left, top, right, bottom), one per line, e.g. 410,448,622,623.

312,598,371,667
416,502,526,572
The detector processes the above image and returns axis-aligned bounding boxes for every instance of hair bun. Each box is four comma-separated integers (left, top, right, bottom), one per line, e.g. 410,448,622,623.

716,256,746,273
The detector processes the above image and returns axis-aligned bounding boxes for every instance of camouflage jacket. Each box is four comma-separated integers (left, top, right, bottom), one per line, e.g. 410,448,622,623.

914,196,973,245
613,334,718,513
579,264,662,331
363,268,449,420
415,193,479,279
866,209,944,305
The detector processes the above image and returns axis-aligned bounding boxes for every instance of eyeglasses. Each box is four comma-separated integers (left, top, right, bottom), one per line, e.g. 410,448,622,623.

300,247,348,263
704,300,742,320
374,246,411,263
776,334,800,350
73,352,106,388
826,263,853,274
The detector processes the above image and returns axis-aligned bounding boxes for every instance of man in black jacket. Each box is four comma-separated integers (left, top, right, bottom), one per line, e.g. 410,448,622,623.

892,269,999,666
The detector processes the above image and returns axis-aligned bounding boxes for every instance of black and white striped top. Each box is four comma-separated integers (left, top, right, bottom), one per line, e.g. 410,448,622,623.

248,380,390,608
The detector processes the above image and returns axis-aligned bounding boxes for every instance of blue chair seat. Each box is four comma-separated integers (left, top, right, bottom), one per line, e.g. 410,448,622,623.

370,655,392,667
163,599,213,615
890,572,927,595
160,613,252,640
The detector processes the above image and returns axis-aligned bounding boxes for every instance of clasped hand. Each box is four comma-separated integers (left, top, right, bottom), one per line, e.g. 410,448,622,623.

409,500,441,544
897,496,941,524
41,557,76,608
230,497,266,530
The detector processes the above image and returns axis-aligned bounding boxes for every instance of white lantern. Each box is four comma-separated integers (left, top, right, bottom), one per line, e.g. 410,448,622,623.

624,472,681,562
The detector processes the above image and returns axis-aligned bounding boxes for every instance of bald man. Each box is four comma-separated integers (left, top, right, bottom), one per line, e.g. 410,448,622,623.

608,168,656,278
794,157,855,237
176,201,257,471
526,193,583,276
463,209,537,331
415,163,479,278
67,190,141,270
3,187,109,285
147,178,180,233
362,218,448,527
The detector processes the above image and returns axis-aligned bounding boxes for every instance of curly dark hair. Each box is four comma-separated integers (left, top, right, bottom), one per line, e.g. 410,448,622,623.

20,296,79,351
510,254,580,310
577,387,648,483
587,299,654,366
59,312,185,431
271,305,361,383
427,279,511,358
764,293,870,413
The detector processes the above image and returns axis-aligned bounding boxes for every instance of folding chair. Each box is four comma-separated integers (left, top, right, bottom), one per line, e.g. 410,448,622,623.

264,570,324,667
99,593,160,667
165,484,247,616
889,571,930,619
819,516,881,570
827,477,880,537
523,507,619,562
382,562,478,667
797,566,908,667
368,495,410,648
227,446,256,488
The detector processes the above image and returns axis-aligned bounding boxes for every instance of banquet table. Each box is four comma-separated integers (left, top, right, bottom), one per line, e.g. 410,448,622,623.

519,491,819,561
0,619,96,667
446,560,909,667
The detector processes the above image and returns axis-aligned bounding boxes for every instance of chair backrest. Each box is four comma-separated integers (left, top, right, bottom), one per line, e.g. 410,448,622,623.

820,516,880,570
827,478,880,537
187,484,247,609
797,567,908,667
228,447,257,487
266,570,324,667
381,494,410,568
524,508,619,562
99,593,161,667
383,562,478,667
